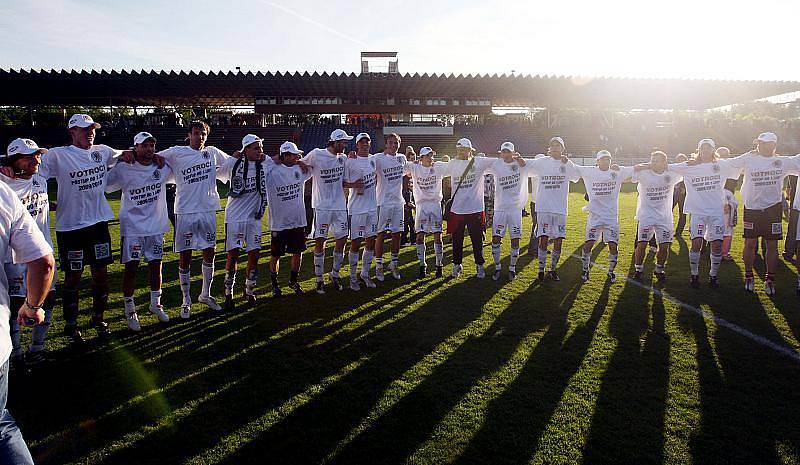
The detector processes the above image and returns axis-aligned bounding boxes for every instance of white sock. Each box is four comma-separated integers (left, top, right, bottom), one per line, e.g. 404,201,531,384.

314,252,325,282
550,250,561,271
349,251,359,281
179,268,191,305
655,263,665,274
376,256,384,271
361,249,373,277
332,250,344,278
538,248,547,272
416,243,426,266
390,253,399,269
492,243,501,267
434,242,443,266
123,296,136,315
509,247,519,272
582,250,591,271
224,271,236,296
635,264,644,272
150,289,162,308
689,251,700,276
200,261,214,298
245,270,256,296
710,253,722,277
608,253,618,273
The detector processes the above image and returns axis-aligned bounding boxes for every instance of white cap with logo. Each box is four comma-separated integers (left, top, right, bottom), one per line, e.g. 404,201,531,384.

241,134,263,151
596,149,612,160
757,132,778,143
133,131,157,145
456,138,475,150
4,138,47,158
279,141,303,155
419,146,434,157
329,129,354,142
549,136,565,148
500,141,515,152
355,132,371,143
697,138,716,149
68,113,101,129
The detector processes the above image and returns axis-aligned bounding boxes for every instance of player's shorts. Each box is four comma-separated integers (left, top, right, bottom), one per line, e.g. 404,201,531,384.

743,202,783,240
56,221,113,272
225,220,263,252
377,205,405,234
4,262,55,297
349,210,378,239
689,214,725,242
313,209,349,240
492,209,523,239
585,214,620,243
121,234,165,263
175,212,217,252
271,227,307,257
415,202,443,234
536,212,567,239
637,223,673,244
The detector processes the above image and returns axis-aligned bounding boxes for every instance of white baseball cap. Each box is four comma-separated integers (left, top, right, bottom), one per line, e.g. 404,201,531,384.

133,131,156,145
549,136,565,148
500,141,515,152
279,141,303,155
596,150,612,160
241,134,263,151
419,146,434,157
757,132,778,143
329,129,353,142
355,132,371,143
697,138,716,149
456,138,475,150
4,138,47,158
68,113,101,129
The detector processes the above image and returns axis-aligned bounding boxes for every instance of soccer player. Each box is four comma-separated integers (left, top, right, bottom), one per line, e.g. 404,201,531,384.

106,132,172,330
630,151,682,283
300,129,363,294
157,121,230,317
576,150,634,283
1,138,56,366
526,137,581,281
404,146,449,278
487,142,530,281
266,142,313,297
220,134,272,311
443,138,496,278
373,133,408,281
345,133,378,290
39,114,121,343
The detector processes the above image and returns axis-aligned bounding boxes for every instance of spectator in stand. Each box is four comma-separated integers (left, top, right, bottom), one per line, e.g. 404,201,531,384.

673,153,688,236
405,146,416,161
402,176,415,245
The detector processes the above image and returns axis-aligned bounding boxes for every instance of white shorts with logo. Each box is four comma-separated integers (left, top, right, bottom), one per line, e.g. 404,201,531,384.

349,210,378,239
415,201,443,234
536,212,567,239
225,220,263,252
690,214,725,241
313,209,349,240
585,214,620,243
637,223,673,244
175,212,218,252
121,234,165,263
377,205,405,234
492,209,523,239
4,262,56,298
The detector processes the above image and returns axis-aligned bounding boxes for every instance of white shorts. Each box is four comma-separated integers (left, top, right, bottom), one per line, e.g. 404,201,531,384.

175,212,218,252
313,209,349,240
637,223,673,244
225,220,263,252
349,210,378,239
536,212,567,239
377,205,405,234
121,234,165,263
585,214,620,243
4,262,56,298
492,210,523,239
415,202,443,234
690,214,725,242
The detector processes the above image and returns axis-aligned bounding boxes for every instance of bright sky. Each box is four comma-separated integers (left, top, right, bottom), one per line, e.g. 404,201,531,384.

2,0,798,81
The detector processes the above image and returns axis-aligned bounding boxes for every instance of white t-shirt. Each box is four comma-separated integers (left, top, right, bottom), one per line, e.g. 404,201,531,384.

159,145,230,214
219,157,275,223
527,156,581,215
374,152,408,207
443,157,495,215
39,144,121,231
577,165,634,220
487,159,534,212
106,161,174,237
528,154,544,204
0,182,54,364
300,148,348,211
346,155,378,214
0,173,53,263
724,153,800,210
669,161,740,216
265,164,313,231
631,169,683,225
405,162,449,205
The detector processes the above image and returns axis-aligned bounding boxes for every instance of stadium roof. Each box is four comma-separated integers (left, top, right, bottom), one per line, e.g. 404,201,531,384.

1,69,798,111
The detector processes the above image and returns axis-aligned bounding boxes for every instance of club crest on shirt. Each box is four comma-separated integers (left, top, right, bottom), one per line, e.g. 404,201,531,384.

511,165,518,172
369,160,375,168
32,178,40,187
559,165,566,173
152,170,161,180
91,151,102,163
232,176,244,191
294,170,300,180
711,163,720,173
396,157,404,165
610,171,617,180
337,157,344,165
201,150,210,160
773,159,782,168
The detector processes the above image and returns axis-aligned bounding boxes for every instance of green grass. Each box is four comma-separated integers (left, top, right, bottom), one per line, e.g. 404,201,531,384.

10,189,800,465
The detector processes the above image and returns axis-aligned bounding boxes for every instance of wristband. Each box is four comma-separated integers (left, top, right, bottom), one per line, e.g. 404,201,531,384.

24,300,43,311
